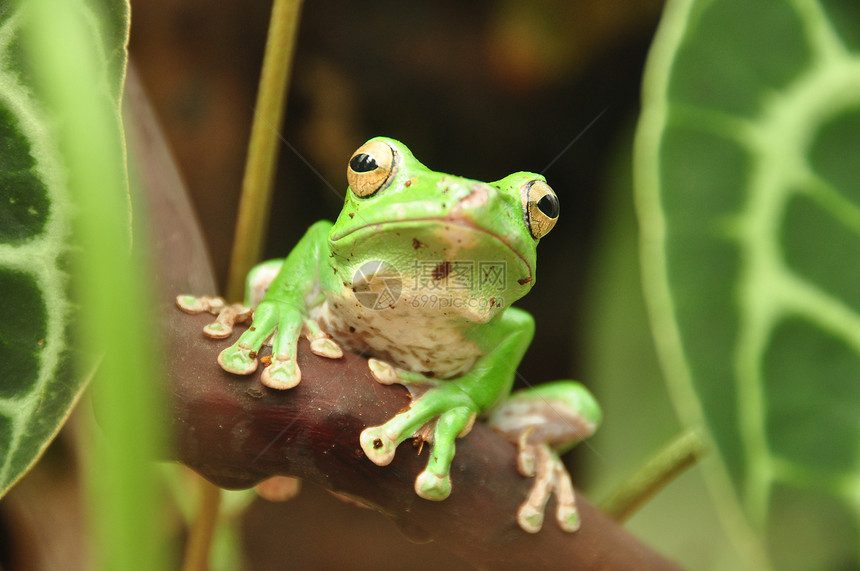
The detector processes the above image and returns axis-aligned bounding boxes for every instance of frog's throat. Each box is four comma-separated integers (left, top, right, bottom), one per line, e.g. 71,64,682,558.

329,218,534,280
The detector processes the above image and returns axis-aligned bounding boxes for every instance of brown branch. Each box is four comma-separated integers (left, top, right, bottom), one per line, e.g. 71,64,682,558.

126,65,680,571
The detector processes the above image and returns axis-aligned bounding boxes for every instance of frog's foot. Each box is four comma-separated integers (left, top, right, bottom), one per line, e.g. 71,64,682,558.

217,344,258,375
303,318,343,359
175,295,253,339
360,390,476,501
261,356,301,390
513,442,581,533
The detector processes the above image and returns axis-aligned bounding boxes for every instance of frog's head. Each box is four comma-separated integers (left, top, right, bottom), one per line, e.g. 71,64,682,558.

328,137,559,320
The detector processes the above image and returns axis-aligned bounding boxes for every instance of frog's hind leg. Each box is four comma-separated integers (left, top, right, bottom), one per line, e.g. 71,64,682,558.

488,380,601,533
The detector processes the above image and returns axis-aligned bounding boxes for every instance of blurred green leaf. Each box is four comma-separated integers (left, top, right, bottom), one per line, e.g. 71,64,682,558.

583,126,745,570
636,0,860,568
0,0,130,498
26,0,169,567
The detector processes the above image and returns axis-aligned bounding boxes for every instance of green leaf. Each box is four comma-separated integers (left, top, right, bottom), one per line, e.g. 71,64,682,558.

0,0,130,498
583,131,747,569
636,0,860,568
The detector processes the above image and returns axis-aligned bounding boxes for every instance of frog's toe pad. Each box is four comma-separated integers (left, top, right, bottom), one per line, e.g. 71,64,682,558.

359,427,397,466
176,294,225,314
368,358,399,385
310,338,343,359
203,322,233,339
255,476,301,502
557,505,581,533
415,471,452,501
261,358,301,390
218,346,258,375
517,503,545,534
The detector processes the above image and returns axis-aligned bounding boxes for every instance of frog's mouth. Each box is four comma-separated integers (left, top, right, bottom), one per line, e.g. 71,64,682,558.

330,217,534,283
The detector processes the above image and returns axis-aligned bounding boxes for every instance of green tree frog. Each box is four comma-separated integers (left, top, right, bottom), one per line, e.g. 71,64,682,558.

178,137,601,533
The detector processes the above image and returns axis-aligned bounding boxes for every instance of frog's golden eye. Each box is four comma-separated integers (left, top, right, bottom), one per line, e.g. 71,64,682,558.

521,179,558,239
347,140,397,197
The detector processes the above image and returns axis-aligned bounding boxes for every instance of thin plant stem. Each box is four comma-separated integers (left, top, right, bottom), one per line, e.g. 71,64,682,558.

226,0,305,302
182,478,223,571
185,0,305,567
600,430,707,522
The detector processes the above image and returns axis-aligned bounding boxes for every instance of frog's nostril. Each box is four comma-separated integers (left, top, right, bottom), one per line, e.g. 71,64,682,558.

455,186,489,212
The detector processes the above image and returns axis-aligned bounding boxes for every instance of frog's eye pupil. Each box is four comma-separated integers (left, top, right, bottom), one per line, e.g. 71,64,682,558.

347,140,397,197
537,194,559,219
520,179,558,239
350,153,378,173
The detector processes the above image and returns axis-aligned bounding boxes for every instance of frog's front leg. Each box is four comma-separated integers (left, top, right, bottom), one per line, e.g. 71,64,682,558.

218,220,335,389
360,308,534,501
488,381,602,533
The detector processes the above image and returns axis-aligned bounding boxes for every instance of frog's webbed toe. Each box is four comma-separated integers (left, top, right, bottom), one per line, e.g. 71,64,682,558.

176,294,225,315
175,294,252,339
367,359,438,392
303,318,343,359
261,357,301,390
367,358,400,385
359,426,398,466
553,461,581,532
309,337,343,359
217,345,259,375
517,499,547,534
515,443,556,533
204,304,253,339
415,470,451,501
516,428,537,477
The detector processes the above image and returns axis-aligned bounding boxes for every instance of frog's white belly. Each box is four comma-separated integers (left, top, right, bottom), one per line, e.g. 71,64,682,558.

315,290,484,379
